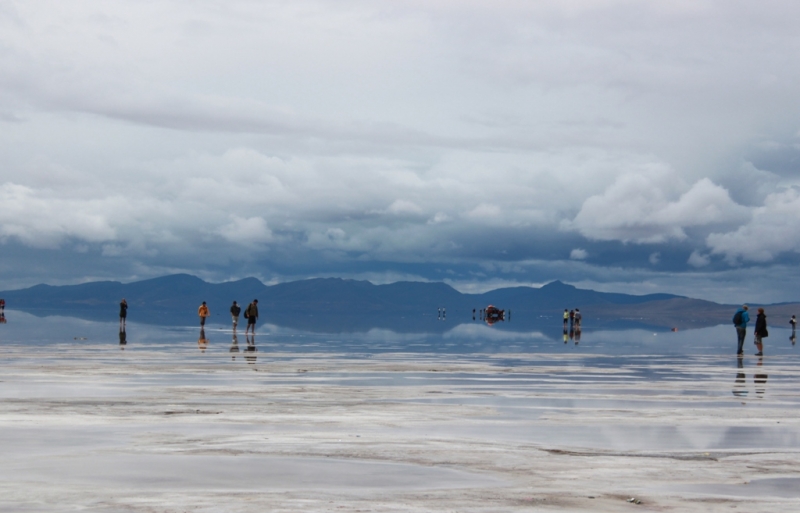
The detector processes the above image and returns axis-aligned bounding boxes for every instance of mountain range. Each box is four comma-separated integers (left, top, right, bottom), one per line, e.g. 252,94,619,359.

1,274,797,332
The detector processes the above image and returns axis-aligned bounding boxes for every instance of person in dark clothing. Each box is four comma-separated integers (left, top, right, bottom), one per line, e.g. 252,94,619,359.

733,305,750,356
244,299,259,334
754,307,768,356
230,301,241,331
119,299,128,329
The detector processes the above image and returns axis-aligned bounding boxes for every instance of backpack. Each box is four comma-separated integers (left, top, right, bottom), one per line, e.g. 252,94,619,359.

732,311,743,326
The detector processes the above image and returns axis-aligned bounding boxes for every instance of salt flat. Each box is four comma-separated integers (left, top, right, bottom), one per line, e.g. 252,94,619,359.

0,313,799,512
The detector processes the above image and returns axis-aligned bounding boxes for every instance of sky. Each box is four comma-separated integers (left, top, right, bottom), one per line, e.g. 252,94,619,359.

2,0,800,303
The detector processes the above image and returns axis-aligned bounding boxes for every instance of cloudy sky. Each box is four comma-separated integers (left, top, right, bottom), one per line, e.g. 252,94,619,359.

2,0,800,302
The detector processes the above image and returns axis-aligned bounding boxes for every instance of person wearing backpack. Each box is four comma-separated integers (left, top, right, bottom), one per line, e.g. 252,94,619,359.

244,299,259,334
732,304,750,356
754,308,768,357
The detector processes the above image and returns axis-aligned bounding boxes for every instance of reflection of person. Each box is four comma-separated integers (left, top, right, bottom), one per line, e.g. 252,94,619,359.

732,358,747,398
575,327,581,344
563,329,568,344
0,312,7,324
230,332,240,360
198,328,208,352
119,299,128,328
754,357,768,397
198,301,210,327
119,328,127,349
733,305,750,356
754,308,768,357
245,334,257,364
792,332,797,346
230,301,241,330
244,299,259,334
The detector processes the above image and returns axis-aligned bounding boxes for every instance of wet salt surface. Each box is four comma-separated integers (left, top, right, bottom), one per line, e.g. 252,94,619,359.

1,311,800,511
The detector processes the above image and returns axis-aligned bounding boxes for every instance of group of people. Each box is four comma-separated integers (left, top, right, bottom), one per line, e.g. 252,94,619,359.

199,300,260,333
563,308,582,329
119,298,261,334
732,304,796,357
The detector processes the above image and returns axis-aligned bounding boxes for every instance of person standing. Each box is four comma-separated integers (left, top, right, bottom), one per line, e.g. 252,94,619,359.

563,309,569,329
574,309,582,328
790,315,797,331
0,298,5,312
119,299,128,329
198,301,210,327
230,301,241,330
733,304,750,356
754,307,768,357
244,299,259,334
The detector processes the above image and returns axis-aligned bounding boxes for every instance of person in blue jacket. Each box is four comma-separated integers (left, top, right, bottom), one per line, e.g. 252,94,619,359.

733,304,750,356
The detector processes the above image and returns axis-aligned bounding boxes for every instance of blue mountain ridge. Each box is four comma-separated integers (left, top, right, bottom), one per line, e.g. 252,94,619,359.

0,274,682,313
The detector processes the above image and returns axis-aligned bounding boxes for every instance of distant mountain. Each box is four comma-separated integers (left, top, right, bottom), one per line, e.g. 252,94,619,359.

1,274,797,331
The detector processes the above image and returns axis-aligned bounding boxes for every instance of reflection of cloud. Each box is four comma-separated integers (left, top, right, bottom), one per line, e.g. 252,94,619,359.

444,323,549,341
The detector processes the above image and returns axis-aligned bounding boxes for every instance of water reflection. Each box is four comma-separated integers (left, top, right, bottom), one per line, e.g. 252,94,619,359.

733,358,747,398
198,328,208,353
230,332,240,360
0,312,6,324
118,328,127,350
245,334,257,365
755,358,768,397
732,358,768,399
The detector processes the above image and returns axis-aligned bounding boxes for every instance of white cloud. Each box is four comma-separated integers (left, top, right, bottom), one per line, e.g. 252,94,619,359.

707,187,800,263
570,248,588,260
1,0,800,296
568,171,749,244
687,250,710,268
649,252,660,265
216,216,273,246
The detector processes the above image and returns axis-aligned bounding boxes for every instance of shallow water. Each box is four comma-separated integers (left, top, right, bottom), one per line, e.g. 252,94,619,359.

1,310,799,511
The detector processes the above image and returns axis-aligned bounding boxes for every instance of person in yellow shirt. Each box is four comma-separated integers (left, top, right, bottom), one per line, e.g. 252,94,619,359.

198,301,210,327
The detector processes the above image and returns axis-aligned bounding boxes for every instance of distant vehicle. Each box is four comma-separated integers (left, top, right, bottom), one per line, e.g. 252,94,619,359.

485,305,505,326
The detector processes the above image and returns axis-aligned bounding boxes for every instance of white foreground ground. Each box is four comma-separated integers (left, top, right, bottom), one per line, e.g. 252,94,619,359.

0,339,798,512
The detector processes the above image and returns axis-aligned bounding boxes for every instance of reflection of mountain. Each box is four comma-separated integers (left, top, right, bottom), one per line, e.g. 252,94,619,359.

2,274,798,332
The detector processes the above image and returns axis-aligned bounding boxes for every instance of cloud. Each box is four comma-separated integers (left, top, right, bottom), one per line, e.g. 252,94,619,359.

570,248,588,260
687,250,710,268
2,0,800,301
216,216,273,246
568,171,749,244
0,183,117,248
649,252,660,265
706,187,800,263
